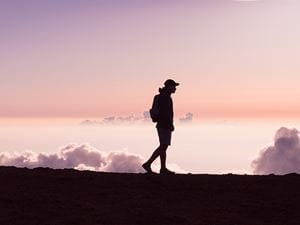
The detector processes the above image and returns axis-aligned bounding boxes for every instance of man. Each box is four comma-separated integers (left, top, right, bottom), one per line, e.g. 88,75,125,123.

142,79,179,174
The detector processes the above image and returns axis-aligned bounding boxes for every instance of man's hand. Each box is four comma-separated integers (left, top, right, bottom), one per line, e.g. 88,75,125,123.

171,125,175,132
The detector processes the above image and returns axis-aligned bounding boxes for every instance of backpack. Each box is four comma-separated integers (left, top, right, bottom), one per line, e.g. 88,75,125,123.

149,95,160,122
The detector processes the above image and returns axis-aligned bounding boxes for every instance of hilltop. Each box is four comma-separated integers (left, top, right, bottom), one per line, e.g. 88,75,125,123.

0,166,299,225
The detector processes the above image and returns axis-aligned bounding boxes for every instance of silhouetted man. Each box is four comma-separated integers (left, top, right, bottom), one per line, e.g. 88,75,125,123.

142,79,179,174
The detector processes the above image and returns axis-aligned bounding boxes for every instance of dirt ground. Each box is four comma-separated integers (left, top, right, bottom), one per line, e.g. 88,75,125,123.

0,166,299,225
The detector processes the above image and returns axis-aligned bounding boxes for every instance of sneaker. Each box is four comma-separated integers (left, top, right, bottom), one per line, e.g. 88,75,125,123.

160,168,175,175
142,163,154,174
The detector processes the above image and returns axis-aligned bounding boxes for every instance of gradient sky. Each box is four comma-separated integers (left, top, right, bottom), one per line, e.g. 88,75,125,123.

1,0,300,119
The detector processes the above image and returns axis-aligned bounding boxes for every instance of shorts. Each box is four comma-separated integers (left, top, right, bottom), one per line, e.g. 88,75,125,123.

157,128,172,146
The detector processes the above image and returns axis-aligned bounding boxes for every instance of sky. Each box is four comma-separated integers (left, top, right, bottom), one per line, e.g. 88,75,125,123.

1,0,300,120
2,0,300,174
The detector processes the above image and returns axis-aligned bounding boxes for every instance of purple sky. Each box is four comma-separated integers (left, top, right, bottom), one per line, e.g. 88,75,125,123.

1,0,300,118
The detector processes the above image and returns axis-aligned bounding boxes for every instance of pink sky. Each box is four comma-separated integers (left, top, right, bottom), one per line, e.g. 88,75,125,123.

1,0,300,119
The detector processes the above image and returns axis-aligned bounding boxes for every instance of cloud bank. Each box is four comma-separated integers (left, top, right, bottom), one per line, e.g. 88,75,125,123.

80,112,151,126
80,111,194,126
0,143,145,173
0,143,185,173
252,127,300,175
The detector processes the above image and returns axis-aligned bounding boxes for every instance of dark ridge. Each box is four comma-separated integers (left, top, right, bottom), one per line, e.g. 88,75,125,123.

0,166,300,225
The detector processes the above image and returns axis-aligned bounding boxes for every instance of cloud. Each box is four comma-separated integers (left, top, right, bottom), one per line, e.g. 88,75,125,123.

0,143,144,173
179,113,193,123
252,127,300,175
102,151,145,173
0,143,185,173
80,111,151,126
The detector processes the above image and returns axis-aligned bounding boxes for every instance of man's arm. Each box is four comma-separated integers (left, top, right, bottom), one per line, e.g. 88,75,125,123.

158,95,173,129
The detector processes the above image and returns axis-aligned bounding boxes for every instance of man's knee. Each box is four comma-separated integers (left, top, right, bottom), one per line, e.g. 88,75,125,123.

159,144,169,151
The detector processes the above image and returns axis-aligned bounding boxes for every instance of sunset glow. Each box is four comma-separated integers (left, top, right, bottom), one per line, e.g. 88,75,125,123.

1,0,300,119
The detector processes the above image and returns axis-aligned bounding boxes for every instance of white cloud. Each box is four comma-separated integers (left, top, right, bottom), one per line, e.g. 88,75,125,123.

252,127,300,175
0,143,185,173
0,143,143,173
102,151,145,173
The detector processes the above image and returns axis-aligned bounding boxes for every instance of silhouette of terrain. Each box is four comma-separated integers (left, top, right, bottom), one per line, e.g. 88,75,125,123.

0,166,299,225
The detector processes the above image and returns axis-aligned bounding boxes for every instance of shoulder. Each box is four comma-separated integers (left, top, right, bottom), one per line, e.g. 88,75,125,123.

158,93,168,100
153,95,160,101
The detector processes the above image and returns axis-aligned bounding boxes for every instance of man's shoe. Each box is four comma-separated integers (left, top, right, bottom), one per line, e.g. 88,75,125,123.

142,163,154,174
160,168,175,175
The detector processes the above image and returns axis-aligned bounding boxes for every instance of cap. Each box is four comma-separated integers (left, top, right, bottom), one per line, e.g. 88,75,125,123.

164,79,180,87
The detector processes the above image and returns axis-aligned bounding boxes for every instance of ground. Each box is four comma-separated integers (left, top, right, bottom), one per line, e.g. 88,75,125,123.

0,166,299,225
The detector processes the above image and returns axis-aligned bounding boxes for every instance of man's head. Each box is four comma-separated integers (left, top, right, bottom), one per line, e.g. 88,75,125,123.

164,79,179,94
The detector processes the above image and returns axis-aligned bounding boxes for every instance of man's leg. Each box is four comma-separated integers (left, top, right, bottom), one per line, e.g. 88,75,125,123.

159,144,175,174
159,145,168,170
144,145,166,165
143,128,171,173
